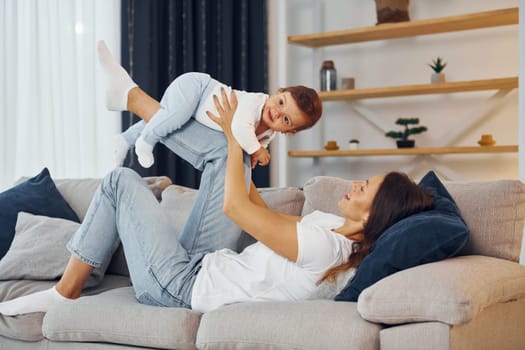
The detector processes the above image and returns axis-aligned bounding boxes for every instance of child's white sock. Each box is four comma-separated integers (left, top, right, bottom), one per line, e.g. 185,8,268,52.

135,136,155,168
97,40,137,111
114,134,131,167
0,286,70,316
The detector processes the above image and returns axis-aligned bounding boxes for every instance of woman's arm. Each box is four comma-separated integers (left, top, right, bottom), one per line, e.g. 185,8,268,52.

249,180,303,222
208,90,300,261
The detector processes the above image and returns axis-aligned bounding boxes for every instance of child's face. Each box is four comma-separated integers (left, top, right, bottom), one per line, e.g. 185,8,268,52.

261,92,309,133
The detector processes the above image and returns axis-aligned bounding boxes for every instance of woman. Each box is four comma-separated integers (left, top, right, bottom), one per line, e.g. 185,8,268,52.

0,89,433,316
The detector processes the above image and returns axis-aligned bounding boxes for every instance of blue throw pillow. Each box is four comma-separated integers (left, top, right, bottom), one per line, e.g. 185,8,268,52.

335,170,469,302
0,168,80,259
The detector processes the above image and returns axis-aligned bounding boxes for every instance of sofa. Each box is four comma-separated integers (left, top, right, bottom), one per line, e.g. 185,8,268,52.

1,171,525,350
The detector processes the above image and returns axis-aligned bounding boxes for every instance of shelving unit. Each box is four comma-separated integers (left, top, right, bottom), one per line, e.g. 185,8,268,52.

286,7,519,162
288,8,518,47
289,145,518,158
317,77,517,101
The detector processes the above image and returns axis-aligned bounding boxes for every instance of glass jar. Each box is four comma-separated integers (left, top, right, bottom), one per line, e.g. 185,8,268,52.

320,60,337,91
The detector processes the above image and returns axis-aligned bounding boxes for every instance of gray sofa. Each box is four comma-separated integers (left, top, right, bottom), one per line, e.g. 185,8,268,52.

1,174,525,350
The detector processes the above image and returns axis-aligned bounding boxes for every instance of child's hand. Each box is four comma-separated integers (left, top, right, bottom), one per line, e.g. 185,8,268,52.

251,147,270,168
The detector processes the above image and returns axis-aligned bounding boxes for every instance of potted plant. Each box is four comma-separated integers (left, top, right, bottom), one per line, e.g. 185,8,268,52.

385,118,427,148
348,139,360,150
429,57,447,83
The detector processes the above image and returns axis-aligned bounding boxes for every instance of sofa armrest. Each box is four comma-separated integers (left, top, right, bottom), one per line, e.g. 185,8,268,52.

356,255,525,325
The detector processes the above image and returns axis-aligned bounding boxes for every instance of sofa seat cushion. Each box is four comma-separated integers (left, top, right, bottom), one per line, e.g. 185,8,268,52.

43,287,201,350
196,300,382,350
0,275,130,342
357,255,525,325
0,280,53,342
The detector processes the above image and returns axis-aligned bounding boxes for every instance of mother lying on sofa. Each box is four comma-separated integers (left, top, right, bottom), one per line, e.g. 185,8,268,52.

0,88,433,317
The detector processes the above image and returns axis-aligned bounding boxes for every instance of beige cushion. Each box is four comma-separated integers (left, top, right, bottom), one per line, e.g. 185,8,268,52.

53,178,101,221
52,176,170,221
0,276,130,342
43,287,200,350
302,176,525,262
196,300,381,350
302,176,352,216
357,255,525,325
445,180,525,262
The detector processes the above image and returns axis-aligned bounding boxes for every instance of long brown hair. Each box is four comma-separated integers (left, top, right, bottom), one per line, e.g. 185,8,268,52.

279,86,322,130
319,172,433,283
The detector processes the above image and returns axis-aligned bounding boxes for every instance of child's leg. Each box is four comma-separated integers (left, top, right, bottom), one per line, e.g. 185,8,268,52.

134,72,215,168
114,121,146,167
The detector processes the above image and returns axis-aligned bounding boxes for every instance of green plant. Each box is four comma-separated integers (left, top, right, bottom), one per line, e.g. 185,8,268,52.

429,57,447,73
385,118,428,141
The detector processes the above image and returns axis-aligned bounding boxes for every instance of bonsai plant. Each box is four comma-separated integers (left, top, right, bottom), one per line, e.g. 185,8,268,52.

429,57,447,83
385,118,427,148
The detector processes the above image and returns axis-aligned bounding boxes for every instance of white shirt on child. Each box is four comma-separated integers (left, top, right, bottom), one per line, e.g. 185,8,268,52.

190,211,354,313
194,83,274,155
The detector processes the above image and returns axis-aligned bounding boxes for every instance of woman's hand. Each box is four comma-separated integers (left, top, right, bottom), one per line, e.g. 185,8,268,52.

207,88,238,140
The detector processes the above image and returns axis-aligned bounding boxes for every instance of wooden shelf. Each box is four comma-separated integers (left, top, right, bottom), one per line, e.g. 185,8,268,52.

288,8,518,47
288,145,518,157
318,77,517,101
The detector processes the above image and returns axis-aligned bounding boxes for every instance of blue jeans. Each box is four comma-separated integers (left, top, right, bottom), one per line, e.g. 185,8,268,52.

121,72,217,146
67,119,251,308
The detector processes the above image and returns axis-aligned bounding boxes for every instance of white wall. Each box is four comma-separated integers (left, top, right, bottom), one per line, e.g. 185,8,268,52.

270,0,519,187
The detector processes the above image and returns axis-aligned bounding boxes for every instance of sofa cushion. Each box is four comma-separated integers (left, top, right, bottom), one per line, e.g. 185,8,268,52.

196,300,381,350
305,171,469,302
0,213,79,281
51,177,102,222
0,168,80,258
43,287,201,350
357,255,525,325
0,212,110,287
445,179,525,262
0,275,130,342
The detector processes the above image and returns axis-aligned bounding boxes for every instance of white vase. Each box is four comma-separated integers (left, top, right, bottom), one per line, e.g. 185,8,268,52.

431,73,445,84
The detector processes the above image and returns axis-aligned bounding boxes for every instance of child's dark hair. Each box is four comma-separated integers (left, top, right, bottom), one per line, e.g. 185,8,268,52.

279,86,322,130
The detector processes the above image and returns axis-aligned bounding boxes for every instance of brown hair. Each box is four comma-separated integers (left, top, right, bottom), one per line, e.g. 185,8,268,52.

319,172,434,283
279,86,322,130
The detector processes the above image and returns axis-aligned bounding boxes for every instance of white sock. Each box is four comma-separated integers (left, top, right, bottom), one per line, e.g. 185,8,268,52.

0,286,70,316
114,134,131,167
97,40,138,111
135,136,155,168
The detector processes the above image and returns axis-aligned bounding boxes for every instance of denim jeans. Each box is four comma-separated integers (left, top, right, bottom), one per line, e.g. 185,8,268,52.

68,119,251,308
120,72,216,147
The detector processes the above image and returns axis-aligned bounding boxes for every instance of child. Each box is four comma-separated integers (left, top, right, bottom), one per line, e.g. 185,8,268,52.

97,41,322,168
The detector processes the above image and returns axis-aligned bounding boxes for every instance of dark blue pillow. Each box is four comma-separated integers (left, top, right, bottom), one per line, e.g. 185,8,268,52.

0,168,80,259
335,170,469,302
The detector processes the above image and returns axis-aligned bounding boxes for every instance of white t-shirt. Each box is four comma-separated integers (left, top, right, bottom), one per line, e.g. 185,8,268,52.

194,83,274,155
190,211,354,313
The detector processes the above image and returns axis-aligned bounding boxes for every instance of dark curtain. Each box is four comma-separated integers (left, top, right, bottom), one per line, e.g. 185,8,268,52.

120,0,269,188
